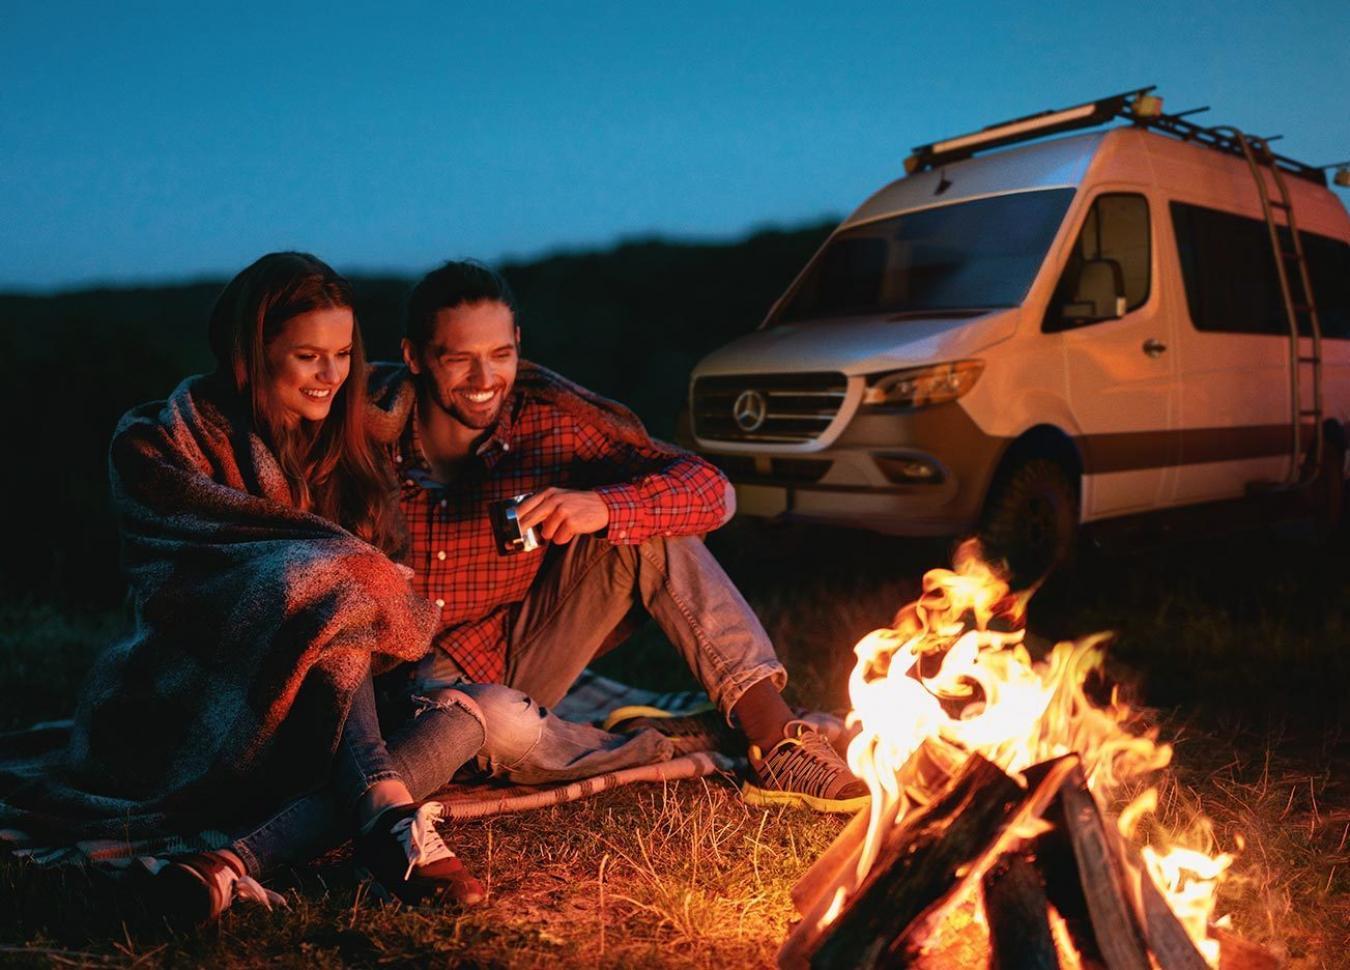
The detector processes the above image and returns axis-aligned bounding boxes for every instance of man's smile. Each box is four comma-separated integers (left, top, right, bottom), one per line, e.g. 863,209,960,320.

459,388,499,406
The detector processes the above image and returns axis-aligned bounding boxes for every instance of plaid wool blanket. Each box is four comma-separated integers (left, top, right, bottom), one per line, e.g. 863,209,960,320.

0,375,435,853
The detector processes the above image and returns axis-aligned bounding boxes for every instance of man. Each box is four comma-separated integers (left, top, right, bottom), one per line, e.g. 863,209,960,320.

370,260,866,814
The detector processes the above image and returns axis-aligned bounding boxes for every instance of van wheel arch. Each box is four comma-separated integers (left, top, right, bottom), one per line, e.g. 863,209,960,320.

977,427,1083,588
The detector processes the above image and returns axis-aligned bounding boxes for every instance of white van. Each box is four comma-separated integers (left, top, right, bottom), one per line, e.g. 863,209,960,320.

685,89,1350,581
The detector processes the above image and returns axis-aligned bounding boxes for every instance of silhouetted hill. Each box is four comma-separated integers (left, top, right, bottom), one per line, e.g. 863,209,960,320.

0,221,834,606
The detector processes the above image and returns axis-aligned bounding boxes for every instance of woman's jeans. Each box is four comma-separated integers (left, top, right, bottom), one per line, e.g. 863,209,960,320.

229,675,485,878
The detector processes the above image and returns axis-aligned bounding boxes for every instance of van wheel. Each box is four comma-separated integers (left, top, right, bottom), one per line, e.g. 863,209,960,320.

978,458,1079,588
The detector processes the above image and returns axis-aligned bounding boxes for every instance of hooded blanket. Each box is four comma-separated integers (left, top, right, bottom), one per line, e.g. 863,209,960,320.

0,375,435,856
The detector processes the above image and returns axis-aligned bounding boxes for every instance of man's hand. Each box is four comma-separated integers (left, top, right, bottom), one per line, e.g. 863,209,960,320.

515,487,610,545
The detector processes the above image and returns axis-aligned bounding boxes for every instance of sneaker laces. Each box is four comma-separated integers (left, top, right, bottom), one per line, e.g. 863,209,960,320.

757,722,849,797
226,871,286,910
390,802,456,880
148,853,286,914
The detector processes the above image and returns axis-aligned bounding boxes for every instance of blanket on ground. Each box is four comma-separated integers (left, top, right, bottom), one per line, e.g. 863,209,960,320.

0,375,435,852
2,672,845,860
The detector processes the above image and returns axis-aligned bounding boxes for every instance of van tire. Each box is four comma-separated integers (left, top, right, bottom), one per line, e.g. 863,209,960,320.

978,458,1079,588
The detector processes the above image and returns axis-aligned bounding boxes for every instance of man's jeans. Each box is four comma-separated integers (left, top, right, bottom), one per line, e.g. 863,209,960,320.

412,533,786,784
229,674,485,878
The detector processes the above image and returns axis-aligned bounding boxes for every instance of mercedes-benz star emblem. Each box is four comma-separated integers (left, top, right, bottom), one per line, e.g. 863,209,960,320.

732,389,768,432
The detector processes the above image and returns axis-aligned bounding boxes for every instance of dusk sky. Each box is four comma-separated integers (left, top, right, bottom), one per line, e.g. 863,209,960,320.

3,1,1347,291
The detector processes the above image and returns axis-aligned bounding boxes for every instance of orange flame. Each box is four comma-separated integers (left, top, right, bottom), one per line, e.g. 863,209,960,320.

834,540,1233,963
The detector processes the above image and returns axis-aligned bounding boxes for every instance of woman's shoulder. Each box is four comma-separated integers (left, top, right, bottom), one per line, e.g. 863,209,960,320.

114,374,235,442
110,373,252,483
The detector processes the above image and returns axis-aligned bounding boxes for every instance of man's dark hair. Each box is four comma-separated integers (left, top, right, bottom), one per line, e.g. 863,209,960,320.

405,259,517,347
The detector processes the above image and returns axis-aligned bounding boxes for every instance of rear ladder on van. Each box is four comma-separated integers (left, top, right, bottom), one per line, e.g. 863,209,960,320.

1220,127,1326,488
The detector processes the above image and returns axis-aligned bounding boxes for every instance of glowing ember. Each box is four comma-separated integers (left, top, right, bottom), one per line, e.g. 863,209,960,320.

833,539,1234,963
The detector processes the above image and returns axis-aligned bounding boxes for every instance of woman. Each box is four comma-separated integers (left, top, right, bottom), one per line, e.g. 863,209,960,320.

0,253,486,924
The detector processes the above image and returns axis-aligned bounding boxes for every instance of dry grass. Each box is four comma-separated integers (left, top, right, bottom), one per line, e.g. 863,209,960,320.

1,520,1347,967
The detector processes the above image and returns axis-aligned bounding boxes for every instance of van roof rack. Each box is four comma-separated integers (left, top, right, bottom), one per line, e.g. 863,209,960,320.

904,86,1328,186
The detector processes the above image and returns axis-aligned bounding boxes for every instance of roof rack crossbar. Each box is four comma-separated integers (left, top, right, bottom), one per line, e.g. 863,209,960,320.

903,87,1328,186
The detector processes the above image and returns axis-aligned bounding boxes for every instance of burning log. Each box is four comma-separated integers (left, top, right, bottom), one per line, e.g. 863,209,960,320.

1037,766,1151,970
781,754,1079,969
780,752,1251,970
778,542,1276,970
1135,861,1212,970
982,851,1059,970
790,736,966,921
789,802,873,919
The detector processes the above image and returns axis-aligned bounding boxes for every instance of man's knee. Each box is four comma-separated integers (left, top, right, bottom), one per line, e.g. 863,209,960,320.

446,683,547,769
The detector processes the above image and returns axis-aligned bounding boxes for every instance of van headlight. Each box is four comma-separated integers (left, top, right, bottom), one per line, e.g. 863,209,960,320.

861,360,985,409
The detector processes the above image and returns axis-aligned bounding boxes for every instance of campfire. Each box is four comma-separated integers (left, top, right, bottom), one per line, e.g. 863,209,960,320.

779,542,1275,970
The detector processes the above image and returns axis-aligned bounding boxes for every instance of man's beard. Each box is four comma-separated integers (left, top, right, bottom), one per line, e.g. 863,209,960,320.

427,380,508,430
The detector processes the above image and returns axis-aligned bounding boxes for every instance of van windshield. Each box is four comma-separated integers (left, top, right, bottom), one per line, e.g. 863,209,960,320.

773,188,1075,325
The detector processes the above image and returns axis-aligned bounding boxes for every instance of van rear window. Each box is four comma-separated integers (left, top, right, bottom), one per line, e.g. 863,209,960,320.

773,189,1075,325
1170,201,1350,339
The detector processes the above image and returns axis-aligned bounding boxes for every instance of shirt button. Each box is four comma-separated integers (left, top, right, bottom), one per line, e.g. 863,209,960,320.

502,442,511,451
435,598,445,608
439,499,448,509
405,479,415,486
436,550,446,561
394,455,402,463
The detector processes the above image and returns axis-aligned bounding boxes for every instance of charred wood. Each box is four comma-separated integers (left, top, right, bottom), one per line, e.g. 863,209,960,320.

1054,768,1151,970
785,755,1078,970
1128,836,1211,970
983,851,1061,970
790,738,965,920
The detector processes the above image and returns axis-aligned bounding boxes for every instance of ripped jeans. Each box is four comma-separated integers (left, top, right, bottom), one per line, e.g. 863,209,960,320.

229,674,485,878
411,533,787,784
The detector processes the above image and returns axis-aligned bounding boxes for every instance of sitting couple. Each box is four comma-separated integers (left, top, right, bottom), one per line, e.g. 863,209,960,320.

0,252,865,927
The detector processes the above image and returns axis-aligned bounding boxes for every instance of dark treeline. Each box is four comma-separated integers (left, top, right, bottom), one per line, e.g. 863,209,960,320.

0,221,834,608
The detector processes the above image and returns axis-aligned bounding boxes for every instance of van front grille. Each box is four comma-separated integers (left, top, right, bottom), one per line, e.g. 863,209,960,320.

691,373,848,444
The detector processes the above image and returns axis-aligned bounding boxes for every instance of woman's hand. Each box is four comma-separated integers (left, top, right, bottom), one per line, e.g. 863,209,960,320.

515,488,610,545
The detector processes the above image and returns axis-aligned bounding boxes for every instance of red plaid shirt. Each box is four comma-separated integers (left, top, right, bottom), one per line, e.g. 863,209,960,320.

394,390,731,683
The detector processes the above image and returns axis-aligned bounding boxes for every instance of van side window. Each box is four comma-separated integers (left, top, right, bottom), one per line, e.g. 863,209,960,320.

1043,193,1151,332
1168,201,1349,339
1304,233,1350,340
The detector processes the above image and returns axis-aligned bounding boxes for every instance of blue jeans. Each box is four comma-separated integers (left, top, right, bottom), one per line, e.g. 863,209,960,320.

229,675,485,878
412,534,787,784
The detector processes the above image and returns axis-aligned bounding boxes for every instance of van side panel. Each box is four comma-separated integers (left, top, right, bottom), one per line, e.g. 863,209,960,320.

1145,133,1350,503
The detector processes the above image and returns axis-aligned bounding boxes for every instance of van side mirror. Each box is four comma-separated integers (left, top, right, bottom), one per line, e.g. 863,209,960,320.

1062,258,1126,321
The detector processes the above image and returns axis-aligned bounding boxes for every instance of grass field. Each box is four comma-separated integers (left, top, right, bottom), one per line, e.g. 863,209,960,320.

2,519,1347,968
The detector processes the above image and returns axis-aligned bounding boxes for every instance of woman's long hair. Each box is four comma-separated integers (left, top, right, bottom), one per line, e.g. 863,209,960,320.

208,252,399,551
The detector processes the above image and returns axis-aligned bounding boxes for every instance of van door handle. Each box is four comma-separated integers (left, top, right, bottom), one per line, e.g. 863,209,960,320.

1142,338,1167,357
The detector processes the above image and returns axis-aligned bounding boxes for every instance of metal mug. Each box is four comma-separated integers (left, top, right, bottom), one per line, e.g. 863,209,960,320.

489,493,541,555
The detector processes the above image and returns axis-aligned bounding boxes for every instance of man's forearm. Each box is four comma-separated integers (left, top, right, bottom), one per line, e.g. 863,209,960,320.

593,455,731,543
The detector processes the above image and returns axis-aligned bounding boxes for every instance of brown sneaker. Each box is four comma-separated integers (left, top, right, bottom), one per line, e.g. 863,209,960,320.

355,802,484,906
147,851,284,928
605,705,742,756
742,720,871,814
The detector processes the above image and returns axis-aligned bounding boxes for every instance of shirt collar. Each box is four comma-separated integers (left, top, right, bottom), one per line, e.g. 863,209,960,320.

397,391,520,475
474,390,520,463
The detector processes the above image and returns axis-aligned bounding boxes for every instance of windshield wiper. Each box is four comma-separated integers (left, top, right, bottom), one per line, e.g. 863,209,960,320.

884,308,1002,321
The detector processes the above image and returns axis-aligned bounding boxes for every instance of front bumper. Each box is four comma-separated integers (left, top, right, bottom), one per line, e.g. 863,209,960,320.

695,401,1010,537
